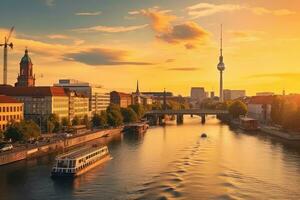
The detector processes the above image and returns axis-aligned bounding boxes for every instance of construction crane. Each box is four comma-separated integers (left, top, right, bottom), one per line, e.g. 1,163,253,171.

0,26,14,85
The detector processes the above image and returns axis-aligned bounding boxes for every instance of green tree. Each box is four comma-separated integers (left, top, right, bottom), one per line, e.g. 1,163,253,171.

107,110,123,127
129,104,145,118
0,130,4,141
82,114,91,128
106,104,123,127
47,114,61,133
72,116,80,126
228,100,247,118
4,120,40,142
46,120,55,133
92,111,107,128
121,107,138,123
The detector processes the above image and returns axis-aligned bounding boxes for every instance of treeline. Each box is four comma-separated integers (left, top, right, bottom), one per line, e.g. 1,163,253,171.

271,96,300,131
201,98,248,119
92,104,146,128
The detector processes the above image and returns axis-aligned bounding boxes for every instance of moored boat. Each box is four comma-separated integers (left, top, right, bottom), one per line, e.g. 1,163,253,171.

51,145,111,177
239,117,259,131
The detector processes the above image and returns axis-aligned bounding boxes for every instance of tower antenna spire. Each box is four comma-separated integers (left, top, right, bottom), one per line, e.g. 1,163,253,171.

220,24,223,56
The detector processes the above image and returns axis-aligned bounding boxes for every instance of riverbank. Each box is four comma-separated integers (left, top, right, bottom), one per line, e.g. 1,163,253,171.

0,127,123,166
229,119,300,140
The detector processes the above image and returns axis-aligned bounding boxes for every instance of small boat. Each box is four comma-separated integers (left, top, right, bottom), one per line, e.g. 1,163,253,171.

51,145,111,177
201,133,207,138
239,117,259,131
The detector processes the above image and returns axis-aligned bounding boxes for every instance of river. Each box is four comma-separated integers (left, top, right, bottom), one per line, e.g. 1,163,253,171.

1,116,300,200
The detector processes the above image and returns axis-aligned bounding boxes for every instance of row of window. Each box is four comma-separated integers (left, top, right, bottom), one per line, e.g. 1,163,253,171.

0,106,23,113
0,114,22,122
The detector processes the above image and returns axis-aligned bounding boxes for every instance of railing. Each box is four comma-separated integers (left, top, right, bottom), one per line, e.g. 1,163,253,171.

146,109,228,115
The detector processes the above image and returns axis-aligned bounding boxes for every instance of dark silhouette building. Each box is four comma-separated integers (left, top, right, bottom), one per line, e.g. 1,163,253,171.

15,48,35,87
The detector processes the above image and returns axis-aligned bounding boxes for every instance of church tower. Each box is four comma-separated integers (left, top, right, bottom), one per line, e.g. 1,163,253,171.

15,48,35,87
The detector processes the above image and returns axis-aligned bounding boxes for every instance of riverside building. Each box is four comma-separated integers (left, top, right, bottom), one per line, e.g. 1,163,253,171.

0,95,23,131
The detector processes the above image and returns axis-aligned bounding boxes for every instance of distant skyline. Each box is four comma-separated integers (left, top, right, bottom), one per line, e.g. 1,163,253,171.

1,0,300,95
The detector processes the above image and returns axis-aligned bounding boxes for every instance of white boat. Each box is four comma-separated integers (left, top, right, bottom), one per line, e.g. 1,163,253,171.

51,145,111,177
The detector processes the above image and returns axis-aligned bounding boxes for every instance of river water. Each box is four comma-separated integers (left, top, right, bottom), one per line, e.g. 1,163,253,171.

1,116,300,200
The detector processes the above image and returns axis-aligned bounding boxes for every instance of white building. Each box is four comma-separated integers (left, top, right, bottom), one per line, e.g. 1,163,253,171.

223,89,246,101
247,96,273,123
68,91,89,120
54,79,110,114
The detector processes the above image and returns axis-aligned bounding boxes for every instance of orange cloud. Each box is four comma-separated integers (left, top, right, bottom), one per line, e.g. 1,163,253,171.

72,24,148,33
186,3,295,19
130,8,209,49
157,22,208,44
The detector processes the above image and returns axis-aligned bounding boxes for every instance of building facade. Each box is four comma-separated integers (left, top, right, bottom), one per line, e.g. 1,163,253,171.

68,91,89,120
90,87,110,113
0,86,69,121
54,79,110,114
132,81,153,106
15,49,35,87
110,91,132,108
223,89,246,101
256,92,274,96
191,87,206,102
247,96,273,123
0,95,24,131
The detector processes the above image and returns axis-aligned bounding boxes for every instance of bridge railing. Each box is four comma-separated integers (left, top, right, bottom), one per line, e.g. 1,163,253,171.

145,109,228,115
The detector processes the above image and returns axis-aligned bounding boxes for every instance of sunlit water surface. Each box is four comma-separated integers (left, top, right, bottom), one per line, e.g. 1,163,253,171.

1,117,300,200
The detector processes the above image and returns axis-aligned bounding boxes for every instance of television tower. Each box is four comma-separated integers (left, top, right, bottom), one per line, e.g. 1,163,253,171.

217,24,225,102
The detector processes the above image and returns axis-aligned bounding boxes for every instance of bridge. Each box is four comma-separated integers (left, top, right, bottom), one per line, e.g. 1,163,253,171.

145,109,229,125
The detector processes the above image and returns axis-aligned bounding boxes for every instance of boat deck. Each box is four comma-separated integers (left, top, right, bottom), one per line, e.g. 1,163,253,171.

57,146,105,160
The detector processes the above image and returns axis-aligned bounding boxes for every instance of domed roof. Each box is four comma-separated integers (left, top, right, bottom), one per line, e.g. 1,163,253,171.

20,48,32,64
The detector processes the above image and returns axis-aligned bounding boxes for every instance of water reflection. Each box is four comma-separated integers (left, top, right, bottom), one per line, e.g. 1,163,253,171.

1,117,300,200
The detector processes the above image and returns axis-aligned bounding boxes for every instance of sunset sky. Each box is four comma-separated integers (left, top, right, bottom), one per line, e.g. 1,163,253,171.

1,0,300,96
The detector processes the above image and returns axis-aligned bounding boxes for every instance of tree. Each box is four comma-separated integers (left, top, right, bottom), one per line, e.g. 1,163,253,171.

107,110,123,127
47,114,61,133
72,116,80,126
106,104,123,127
228,100,247,118
4,122,22,142
271,96,285,124
129,104,145,118
121,107,138,123
92,111,107,128
82,114,91,128
46,120,55,133
0,130,3,141
4,120,40,142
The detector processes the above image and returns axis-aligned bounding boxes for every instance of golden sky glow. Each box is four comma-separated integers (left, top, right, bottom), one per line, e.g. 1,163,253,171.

1,0,300,96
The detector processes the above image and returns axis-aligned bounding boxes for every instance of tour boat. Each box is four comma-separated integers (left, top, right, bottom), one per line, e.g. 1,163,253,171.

51,145,111,177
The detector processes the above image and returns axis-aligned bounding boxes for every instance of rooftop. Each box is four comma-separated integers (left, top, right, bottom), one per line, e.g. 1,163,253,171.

57,145,107,160
248,96,273,105
0,95,21,104
0,86,67,97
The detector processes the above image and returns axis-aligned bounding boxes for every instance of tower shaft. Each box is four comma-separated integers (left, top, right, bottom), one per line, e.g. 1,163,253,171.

219,71,223,102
